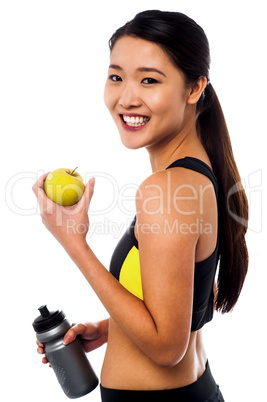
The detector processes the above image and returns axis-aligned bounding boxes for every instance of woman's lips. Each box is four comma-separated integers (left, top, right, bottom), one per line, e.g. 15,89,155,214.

119,114,150,131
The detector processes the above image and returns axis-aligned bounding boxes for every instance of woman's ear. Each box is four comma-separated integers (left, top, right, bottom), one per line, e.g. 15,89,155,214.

187,76,207,105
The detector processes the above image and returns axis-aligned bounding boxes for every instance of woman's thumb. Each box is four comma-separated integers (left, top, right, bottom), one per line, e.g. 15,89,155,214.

63,323,86,345
63,330,75,345
82,177,95,212
63,326,77,345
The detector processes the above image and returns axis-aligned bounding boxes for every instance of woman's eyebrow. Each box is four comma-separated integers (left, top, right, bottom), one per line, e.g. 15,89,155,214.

109,64,123,71
109,64,166,78
137,67,166,78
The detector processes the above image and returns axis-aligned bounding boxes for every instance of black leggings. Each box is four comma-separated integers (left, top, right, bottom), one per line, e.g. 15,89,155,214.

100,361,225,402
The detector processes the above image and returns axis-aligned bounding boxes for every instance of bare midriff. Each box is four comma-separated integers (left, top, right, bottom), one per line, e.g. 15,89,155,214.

101,317,207,391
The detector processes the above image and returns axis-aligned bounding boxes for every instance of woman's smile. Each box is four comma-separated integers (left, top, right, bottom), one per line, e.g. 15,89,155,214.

119,114,150,130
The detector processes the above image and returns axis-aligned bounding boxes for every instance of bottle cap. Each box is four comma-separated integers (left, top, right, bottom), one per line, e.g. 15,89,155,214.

32,305,65,333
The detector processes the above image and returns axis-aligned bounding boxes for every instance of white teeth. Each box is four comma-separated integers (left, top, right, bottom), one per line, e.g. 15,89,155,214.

122,115,149,126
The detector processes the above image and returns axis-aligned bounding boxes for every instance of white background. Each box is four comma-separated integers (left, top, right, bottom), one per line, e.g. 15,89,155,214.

1,0,266,401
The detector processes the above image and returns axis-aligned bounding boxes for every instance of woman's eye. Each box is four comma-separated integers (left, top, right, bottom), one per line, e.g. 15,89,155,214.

109,75,122,82
142,78,158,84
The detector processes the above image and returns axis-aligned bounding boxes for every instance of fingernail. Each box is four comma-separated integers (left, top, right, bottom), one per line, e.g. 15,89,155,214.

63,336,71,345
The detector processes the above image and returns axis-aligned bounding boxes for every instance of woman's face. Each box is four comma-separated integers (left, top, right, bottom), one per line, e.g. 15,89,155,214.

104,36,192,151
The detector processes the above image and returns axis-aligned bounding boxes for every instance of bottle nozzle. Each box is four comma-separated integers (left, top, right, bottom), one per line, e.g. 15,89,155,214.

38,305,50,318
33,305,65,333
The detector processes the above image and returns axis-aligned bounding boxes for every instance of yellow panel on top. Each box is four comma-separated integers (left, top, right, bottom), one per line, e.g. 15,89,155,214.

119,246,143,300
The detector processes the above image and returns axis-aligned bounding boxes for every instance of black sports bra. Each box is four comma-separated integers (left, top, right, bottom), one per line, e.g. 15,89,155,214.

109,157,219,331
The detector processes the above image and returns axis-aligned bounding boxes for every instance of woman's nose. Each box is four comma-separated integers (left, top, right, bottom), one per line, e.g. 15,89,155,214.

119,84,142,109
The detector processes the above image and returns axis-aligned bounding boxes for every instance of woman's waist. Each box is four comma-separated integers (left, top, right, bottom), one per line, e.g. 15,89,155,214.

100,361,217,402
101,321,207,390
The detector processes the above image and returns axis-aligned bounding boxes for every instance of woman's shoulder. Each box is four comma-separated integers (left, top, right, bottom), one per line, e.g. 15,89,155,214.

135,165,214,220
136,164,213,200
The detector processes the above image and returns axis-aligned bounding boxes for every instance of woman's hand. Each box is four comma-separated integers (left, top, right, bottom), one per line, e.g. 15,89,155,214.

32,173,95,253
36,319,109,365
63,319,109,352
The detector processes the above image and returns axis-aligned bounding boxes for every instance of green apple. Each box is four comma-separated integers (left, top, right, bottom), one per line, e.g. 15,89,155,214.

44,167,85,206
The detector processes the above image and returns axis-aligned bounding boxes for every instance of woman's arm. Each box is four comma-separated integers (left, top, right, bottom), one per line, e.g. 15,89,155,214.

33,170,200,367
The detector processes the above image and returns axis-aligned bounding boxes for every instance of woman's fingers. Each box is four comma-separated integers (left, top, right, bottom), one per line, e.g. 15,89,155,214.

36,340,44,347
32,172,56,216
32,173,49,196
36,340,44,354
36,340,50,365
42,356,49,364
63,323,86,345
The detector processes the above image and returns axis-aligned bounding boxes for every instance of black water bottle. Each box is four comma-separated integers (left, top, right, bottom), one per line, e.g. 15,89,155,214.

33,305,99,399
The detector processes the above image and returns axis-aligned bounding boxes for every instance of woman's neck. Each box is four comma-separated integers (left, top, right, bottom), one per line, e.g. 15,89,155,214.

147,126,203,173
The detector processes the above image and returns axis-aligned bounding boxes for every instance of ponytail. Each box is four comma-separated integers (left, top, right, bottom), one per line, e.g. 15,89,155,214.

197,84,249,313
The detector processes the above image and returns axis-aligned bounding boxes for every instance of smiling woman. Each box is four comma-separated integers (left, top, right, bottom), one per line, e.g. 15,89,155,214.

34,9,248,402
